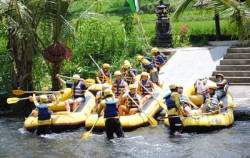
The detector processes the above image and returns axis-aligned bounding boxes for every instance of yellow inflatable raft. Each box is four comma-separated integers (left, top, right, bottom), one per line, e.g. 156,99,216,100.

85,84,164,132
24,89,95,132
164,84,237,132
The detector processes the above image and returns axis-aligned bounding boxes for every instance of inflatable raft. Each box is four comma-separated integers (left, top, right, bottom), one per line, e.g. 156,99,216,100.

163,84,237,132
24,88,95,132
85,84,164,132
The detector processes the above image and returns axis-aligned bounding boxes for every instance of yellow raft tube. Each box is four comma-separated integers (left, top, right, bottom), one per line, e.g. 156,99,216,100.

164,82,237,132
24,88,95,132
85,84,164,132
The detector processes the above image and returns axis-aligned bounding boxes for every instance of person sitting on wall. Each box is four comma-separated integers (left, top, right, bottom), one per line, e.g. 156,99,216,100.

151,47,166,73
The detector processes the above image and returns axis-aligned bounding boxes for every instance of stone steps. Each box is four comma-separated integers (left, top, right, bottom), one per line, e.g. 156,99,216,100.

212,71,250,77
224,53,250,59
216,65,250,71
209,76,250,83
220,59,250,65
227,48,250,53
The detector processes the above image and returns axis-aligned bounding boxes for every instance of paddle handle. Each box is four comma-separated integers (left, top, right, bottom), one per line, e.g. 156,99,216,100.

60,75,85,81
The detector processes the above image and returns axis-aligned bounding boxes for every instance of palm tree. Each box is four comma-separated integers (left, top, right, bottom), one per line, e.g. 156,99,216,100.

173,0,250,41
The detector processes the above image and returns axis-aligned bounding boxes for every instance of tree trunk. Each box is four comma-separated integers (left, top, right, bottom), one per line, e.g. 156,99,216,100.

51,63,61,90
214,8,221,41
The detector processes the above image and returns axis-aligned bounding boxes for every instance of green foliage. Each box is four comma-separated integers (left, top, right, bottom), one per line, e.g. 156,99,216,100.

172,25,190,47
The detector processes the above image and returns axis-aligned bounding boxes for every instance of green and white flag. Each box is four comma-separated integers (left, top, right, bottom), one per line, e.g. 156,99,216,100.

127,0,139,13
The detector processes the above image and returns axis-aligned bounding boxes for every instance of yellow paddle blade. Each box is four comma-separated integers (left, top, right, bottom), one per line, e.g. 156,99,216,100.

147,115,158,127
12,90,24,95
85,79,95,87
7,97,20,104
82,130,92,140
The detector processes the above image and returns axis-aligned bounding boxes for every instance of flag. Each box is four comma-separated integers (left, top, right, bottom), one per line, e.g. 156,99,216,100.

127,0,139,13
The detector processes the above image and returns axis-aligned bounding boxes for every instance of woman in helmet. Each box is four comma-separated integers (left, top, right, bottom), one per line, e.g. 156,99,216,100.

97,89,124,139
215,73,229,99
112,70,129,99
163,84,185,135
201,85,223,113
136,55,160,86
123,63,136,85
56,74,87,112
96,63,111,84
119,84,142,115
138,72,155,105
151,47,166,73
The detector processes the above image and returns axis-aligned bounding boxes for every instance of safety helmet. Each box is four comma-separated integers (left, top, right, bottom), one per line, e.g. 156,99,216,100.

72,74,80,80
102,83,110,90
151,47,159,54
124,60,130,65
129,84,137,89
103,63,110,69
104,89,113,97
123,63,131,69
169,84,177,90
209,85,217,90
40,95,48,103
114,71,122,76
136,55,143,62
141,72,149,77
42,87,49,91
216,73,224,79
176,84,183,88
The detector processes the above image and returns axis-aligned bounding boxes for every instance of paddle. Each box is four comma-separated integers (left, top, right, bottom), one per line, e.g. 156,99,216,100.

60,76,95,86
7,97,30,104
125,91,158,127
12,90,60,95
82,117,100,140
138,81,167,110
89,54,112,84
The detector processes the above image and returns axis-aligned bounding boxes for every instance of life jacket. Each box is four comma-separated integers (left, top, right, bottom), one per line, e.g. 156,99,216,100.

104,99,118,118
155,55,165,65
37,104,51,121
179,93,188,104
163,93,176,110
98,69,110,83
139,80,152,95
142,59,154,73
124,70,135,84
73,81,85,99
125,92,139,108
205,93,219,109
112,79,125,97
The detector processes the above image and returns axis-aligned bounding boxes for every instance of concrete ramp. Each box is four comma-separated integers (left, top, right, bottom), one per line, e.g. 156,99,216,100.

159,46,229,92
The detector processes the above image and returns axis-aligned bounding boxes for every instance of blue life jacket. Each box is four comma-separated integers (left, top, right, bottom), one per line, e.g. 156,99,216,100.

104,99,118,118
37,104,51,121
163,93,176,110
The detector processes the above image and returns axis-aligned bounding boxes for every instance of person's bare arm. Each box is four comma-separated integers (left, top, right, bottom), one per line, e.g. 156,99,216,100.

56,74,66,85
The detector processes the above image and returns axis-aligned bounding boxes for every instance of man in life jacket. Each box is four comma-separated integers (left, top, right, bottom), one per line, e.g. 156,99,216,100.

201,85,222,114
96,63,112,84
95,83,111,112
138,72,155,105
215,73,229,99
112,70,129,100
123,63,136,85
119,84,142,115
136,55,160,86
163,84,185,135
56,74,87,112
32,93,61,135
97,89,124,140
151,47,166,73
177,84,198,116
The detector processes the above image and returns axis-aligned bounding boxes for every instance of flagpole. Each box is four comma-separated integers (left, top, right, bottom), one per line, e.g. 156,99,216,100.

133,13,150,46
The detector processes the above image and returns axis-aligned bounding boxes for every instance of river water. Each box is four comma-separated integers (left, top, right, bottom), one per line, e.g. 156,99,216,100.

1,100,250,158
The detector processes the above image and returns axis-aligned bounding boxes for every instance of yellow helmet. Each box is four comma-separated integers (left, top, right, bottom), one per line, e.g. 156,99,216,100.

151,47,158,54
114,71,122,76
42,87,49,91
102,83,110,90
129,84,137,89
136,55,143,62
209,85,217,90
176,84,183,88
169,84,177,90
104,89,113,97
123,63,131,69
72,74,80,80
40,95,48,103
216,73,224,78
103,63,110,69
124,60,130,65
141,72,149,77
